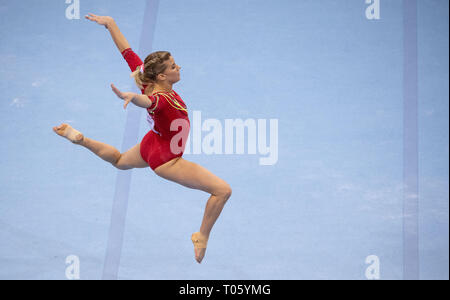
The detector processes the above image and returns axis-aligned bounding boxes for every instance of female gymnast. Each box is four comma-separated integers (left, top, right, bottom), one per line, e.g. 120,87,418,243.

52,13,232,264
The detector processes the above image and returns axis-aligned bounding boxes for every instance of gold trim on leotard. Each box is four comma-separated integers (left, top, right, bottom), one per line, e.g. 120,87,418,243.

152,91,187,113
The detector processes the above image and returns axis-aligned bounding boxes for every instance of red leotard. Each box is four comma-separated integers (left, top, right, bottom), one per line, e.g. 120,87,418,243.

121,48,190,170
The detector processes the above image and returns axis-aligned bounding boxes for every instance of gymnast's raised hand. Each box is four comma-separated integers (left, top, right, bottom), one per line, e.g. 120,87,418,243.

85,13,130,53
85,13,114,28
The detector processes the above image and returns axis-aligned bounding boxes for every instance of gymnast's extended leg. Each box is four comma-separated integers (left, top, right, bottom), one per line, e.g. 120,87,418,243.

53,123,148,170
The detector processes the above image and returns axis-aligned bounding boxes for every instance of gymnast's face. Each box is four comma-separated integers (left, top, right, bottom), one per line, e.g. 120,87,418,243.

160,56,181,84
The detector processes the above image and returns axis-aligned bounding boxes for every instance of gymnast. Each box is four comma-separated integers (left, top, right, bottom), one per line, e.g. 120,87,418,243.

53,13,232,264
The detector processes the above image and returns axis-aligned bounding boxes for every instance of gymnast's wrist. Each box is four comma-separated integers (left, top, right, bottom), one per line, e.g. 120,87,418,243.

105,17,115,29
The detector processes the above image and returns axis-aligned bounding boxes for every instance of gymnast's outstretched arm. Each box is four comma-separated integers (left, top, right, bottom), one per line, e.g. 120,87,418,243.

85,13,130,53
86,13,145,91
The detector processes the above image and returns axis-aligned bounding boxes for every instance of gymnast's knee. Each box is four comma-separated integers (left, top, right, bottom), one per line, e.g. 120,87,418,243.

215,183,232,202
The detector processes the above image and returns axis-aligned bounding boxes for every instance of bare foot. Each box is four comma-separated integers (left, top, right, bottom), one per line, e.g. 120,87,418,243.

52,123,84,144
194,247,206,264
191,232,208,264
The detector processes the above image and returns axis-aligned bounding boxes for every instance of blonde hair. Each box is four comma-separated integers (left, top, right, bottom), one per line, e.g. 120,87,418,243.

131,51,172,94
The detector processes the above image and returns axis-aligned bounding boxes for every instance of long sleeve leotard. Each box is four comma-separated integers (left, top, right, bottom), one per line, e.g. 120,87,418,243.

121,48,190,170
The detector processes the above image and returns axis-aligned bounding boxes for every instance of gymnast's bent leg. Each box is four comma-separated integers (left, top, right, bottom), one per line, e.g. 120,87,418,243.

154,157,232,263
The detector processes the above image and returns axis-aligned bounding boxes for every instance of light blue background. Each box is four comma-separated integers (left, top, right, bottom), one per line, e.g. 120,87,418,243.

0,0,448,279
